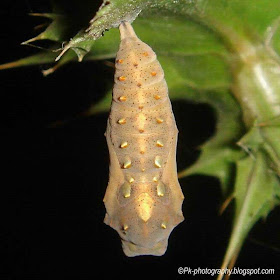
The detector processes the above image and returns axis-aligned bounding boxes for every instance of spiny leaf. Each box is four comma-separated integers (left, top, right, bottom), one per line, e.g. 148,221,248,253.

19,0,102,61
238,123,280,176
217,151,279,280
0,14,229,80
21,13,70,44
175,87,245,195
55,0,151,61
178,148,243,195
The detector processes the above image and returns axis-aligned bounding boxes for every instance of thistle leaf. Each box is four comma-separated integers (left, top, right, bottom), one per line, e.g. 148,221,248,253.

217,151,279,280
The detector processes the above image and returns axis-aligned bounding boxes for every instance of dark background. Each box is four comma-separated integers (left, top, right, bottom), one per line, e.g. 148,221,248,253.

1,1,280,279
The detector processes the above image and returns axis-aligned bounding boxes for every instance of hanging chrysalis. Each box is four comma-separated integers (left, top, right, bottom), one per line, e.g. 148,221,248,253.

103,21,184,257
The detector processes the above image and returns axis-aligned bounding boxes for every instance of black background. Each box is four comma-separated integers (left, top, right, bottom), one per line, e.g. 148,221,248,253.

1,1,280,279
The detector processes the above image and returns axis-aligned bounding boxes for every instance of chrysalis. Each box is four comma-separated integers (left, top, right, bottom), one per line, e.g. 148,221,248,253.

103,21,184,257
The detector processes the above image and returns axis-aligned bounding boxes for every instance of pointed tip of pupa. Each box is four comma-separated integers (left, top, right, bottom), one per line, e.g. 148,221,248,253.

119,21,138,40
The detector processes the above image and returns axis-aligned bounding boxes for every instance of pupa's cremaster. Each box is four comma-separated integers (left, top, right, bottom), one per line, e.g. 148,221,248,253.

103,21,184,257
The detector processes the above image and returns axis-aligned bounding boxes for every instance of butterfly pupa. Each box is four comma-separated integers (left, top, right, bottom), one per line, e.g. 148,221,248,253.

103,21,184,257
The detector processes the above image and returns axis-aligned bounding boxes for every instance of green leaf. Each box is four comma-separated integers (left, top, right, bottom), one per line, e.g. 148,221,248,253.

238,122,280,176
0,14,229,76
177,89,245,195
21,13,71,44
217,151,279,279
55,0,150,61
22,0,102,45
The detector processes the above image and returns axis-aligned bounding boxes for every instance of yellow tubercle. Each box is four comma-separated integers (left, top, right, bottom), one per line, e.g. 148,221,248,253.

155,156,162,168
119,96,127,102
156,117,163,124
120,141,128,148
156,140,164,147
123,159,132,169
118,118,126,124
157,182,165,197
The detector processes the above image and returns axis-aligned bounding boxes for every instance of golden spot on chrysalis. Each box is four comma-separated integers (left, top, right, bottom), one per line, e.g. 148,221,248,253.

141,168,145,172
117,118,126,124
156,117,163,124
156,140,164,147
129,177,135,183
123,159,131,169
161,222,167,229
153,176,158,182
142,52,149,56
119,96,127,102
154,156,162,168
120,141,128,148
117,59,123,64
154,94,161,100
137,113,146,127
139,129,144,133
122,182,131,198
157,182,165,197
140,150,145,154
137,83,142,87
123,224,129,231
137,193,154,222
118,76,126,81
151,72,157,76
138,105,144,109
